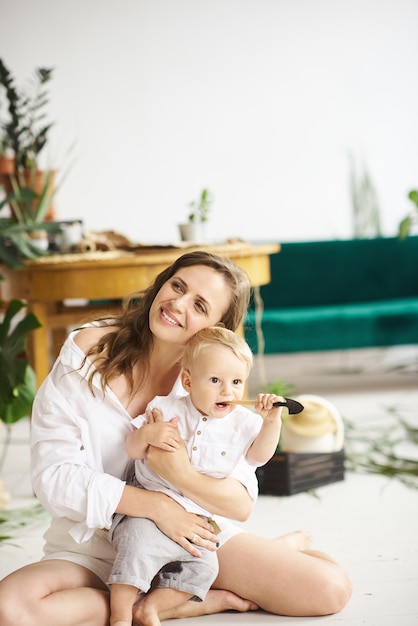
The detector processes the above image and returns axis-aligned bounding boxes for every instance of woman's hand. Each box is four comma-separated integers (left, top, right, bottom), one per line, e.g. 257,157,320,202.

118,484,219,557
147,437,193,480
145,407,253,521
152,493,219,557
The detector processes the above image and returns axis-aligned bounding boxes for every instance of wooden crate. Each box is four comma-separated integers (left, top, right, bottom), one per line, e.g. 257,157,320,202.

256,450,345,496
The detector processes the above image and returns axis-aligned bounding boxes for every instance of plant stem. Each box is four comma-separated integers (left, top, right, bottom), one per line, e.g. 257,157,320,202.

0,424,12,474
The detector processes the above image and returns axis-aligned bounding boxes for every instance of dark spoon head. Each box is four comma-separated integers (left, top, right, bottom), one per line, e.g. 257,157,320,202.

273,397,304,414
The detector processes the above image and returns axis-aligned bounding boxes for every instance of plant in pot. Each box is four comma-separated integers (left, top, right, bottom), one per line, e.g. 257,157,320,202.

178,188,214,242
0,57,56,220
0,170,62,267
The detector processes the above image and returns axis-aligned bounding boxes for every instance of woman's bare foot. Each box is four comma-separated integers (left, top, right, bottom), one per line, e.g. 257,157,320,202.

273,530,313,551
157,589,258,621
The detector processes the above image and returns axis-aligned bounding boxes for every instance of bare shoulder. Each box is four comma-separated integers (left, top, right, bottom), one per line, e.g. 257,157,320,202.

74,324,118,354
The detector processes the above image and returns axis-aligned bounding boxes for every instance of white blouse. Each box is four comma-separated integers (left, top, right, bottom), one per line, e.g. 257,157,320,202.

30,329,258,543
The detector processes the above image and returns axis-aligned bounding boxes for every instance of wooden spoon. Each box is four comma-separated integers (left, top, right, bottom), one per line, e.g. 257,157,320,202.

231,397,304,414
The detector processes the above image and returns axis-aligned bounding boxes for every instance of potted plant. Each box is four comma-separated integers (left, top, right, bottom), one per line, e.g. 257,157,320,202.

178,188,214,242
0,62,56,475
0,171,62,267
0,58,56,220
0,58,53,170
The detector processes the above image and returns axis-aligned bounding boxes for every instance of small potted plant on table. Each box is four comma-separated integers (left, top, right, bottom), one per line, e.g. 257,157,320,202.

178,188,213,242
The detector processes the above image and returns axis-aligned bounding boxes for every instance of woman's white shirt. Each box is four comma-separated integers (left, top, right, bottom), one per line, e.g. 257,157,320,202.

30,329,132,542
30,329,258,544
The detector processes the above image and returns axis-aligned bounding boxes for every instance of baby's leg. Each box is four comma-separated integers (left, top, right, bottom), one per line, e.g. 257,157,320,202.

134,588,192,626
110,583,140,626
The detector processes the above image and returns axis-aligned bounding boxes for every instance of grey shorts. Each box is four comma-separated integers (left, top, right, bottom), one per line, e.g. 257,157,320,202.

107,514,218,601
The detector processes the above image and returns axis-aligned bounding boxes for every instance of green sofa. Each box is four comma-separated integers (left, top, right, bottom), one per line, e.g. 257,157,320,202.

245,236,418,354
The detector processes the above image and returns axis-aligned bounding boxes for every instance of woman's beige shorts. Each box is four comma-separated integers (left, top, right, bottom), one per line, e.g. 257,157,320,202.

41,516,243,584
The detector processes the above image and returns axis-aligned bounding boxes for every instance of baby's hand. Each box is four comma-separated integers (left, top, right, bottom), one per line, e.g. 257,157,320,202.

254,393,284,420
144,410,180,451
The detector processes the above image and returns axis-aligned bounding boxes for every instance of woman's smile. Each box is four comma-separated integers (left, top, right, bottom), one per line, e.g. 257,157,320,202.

161,307,182,327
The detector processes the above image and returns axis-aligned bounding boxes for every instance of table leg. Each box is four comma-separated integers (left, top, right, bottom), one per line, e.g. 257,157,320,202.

26,302,51,387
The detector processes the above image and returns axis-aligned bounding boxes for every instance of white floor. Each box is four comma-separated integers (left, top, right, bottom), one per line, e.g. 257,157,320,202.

1,346,418,625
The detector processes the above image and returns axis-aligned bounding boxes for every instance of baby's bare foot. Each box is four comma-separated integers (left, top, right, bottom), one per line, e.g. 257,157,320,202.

157,589,258,621
134,601,161,626
206,589,259,613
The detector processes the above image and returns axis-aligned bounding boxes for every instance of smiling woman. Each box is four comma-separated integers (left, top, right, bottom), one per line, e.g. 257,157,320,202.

0,250,351,626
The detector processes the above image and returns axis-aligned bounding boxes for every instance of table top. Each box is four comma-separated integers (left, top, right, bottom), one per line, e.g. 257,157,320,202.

13,240,279,270
2,241,280,302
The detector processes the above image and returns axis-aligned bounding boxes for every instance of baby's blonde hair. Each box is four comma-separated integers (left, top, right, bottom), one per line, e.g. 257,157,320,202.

183,327,253,376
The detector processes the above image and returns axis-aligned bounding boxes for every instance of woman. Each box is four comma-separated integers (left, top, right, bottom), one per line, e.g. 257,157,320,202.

0,251,351,626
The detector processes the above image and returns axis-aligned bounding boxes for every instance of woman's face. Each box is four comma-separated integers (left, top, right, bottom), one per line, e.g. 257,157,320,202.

149,265,231,346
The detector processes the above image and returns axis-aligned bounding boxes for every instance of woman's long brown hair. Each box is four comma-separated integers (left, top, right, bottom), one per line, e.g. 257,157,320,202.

84,251,251,394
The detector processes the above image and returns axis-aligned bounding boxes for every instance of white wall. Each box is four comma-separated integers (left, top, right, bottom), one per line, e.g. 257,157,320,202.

1,0,417,243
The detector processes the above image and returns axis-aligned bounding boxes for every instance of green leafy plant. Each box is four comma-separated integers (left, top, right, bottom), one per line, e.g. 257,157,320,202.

262,378,294,398
398,189,418,239
0,58,54,169
187,188,213,223
0,293,42,477
0,173,62,268
261,379,295,452
0,299,40,426
7,168,56,225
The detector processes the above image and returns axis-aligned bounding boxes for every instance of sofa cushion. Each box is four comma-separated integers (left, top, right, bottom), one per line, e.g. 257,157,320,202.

246,297,418,353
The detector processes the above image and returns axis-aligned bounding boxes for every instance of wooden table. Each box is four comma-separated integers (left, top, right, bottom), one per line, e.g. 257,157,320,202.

1,242,279,385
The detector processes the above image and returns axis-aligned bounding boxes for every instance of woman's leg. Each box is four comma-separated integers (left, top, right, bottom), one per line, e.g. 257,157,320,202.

0,560,110,626
214,532,352,616
158,531,351,620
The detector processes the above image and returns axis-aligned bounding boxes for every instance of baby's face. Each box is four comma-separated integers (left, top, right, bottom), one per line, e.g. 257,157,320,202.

185,344,248,419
